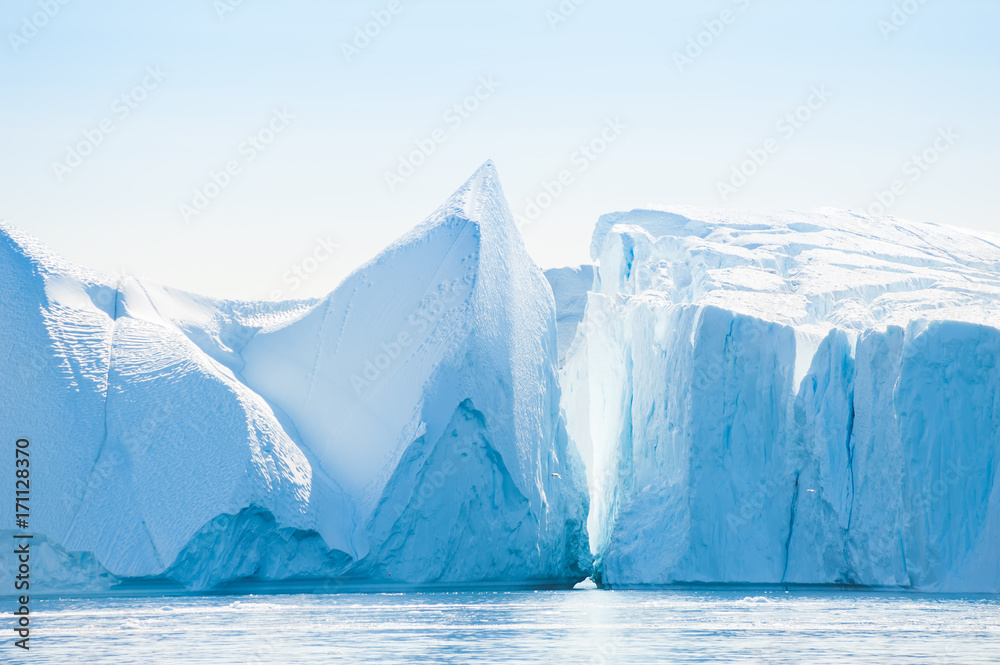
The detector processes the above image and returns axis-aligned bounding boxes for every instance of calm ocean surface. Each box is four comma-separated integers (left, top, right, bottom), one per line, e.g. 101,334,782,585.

16,588,1000,664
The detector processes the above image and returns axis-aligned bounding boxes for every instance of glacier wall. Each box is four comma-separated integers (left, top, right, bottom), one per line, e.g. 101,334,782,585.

4,173,995,594
560,207,1000,592
0,162,590,593
545,265,595,366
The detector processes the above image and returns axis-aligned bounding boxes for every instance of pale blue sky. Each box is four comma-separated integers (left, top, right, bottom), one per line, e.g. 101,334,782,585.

1,0,997,299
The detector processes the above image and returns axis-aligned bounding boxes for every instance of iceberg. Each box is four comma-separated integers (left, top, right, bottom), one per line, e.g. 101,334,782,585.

0,162,590,593
544,265,595,366
3,165,995,595
561,206,1000,593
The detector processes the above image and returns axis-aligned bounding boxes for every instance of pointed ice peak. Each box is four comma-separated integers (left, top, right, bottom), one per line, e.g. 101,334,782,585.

439,159,501,221
459,159,498,189
471,159,499,184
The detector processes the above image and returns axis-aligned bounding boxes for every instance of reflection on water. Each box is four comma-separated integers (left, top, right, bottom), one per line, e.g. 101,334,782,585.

21,588,1000,664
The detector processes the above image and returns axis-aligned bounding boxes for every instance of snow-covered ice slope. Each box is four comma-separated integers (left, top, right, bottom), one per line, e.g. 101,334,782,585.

0,162,590,592
563,206,1000,592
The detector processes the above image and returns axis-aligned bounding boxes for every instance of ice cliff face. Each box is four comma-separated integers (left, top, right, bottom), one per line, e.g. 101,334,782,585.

544,265,594,366
0,162,590,592
560,206,1000,592
4,172,995,594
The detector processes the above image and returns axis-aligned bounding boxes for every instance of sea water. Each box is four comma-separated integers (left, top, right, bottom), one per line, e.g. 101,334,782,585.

14,588,1000,664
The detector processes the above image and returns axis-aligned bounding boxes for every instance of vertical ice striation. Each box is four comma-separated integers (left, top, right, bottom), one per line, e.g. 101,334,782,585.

560,206,1000,592
544,265,595,367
